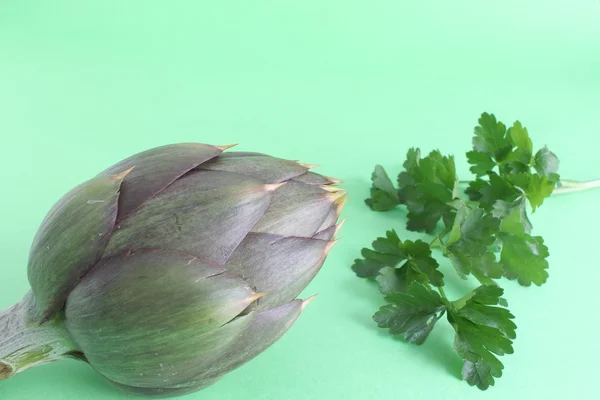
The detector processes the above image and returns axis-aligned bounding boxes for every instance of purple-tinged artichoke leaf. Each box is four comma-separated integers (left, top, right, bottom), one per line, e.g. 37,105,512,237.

104,170,274,265
292,171,342,185
216,151,263,157
251,182,343,237
27,170,129,320
316,207,341,233
88,316,253,388
226,233,332,310
313,218,346,241
107,301,306,393
65,249,260,388
193,299,305,383
312,225,336,240
200,152,308,183
98,143,223,220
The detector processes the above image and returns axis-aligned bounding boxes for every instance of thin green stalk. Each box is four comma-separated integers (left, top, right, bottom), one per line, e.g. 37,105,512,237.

437,286,448,300
430,226,451,249
459,179,600,195
451,291,475,310
553,179,600,195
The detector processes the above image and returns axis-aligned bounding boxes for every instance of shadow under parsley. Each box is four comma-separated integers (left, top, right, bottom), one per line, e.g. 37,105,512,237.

346,276,463,380
340,174,464,381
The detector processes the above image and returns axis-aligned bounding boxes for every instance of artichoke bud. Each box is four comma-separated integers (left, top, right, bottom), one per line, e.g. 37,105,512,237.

0,143,345,396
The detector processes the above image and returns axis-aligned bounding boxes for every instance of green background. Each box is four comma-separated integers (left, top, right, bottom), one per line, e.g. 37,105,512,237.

1,1,599,399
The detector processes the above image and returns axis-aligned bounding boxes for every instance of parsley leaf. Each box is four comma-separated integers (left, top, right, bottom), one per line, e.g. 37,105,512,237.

471,112,512,162
397,148,458,233
467,169,554,233
466,150,496,177
351,230,406,278
444,206,503,281
373,282,446,344
365,165,400,211
351,230,444,287
506,121,533,165
449,286,516,390
467,114,559,223
533,146,560,182
465,172,518,210
375,266,427,295
469,115,536,178
507,172,555,211
523,174,555,211
498,208,549,286
491,198,532,234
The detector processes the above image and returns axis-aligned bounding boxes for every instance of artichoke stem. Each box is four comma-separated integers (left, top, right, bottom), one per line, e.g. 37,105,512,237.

0,292,76,380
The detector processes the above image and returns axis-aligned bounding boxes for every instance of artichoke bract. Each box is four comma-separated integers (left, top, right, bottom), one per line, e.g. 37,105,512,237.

0,143,346,397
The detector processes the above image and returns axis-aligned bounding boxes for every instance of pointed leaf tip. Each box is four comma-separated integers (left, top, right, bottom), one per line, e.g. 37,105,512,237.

324,175,344,183
336,201,347,215
248,291,268,303
327,190,348,202
216,144,238,151
325,238,341,254
264,182,287,192
111,167,135,182
297,162,321,169
327,191,348,214
319,184,344,192
334,217,347,237
301,294,318,309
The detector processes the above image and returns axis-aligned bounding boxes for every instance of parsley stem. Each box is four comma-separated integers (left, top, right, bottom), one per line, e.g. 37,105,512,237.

437,286,448,300
553,179,600,195
430,226,451,248
458,179,600,195
452,291,475,310
437,286,457,313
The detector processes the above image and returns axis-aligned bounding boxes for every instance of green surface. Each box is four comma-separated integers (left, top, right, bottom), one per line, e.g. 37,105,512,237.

0,1,599,399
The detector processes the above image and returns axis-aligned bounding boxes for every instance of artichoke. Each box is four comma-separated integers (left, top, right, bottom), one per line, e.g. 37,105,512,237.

0,143,345,397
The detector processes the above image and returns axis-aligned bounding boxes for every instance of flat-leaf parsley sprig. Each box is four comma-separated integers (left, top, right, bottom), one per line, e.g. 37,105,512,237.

353,113,599,390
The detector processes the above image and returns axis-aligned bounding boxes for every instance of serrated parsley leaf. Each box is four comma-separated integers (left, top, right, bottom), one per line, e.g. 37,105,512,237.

365,165,400,211
402,240,444,287
375,265,431,295
525,175,555,211
466,171,541,233
445,206,503,280
498,208,549,286
472,112,512,161
499,121,533,172
352,230,444,287
533,146,560,182
376,266,411,295
465,172,519,210
507,121,533,163
507,173,555,211
351,230,406,278
468,118,534,177
467,150,496,177
449,286,516,390
397,148,458,233
446,207,500,254
467,113,559,216
491,199,532,234
374,282,446,344
444,207,504,284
